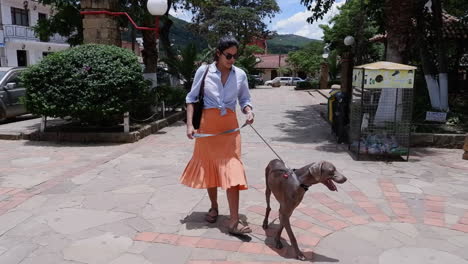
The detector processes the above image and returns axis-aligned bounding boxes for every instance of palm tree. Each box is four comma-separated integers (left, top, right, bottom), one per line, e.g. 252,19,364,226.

162,43,211,91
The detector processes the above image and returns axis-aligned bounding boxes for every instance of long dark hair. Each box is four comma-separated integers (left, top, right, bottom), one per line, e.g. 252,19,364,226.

214,36,239,61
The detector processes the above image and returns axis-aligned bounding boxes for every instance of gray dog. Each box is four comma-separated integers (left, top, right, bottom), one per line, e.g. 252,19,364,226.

262,159,347,260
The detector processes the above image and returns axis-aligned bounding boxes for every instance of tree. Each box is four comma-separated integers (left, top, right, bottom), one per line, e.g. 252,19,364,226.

162,43,203,91
300,0,411,63
174,0,280,51
35,0,83,46
287,41,323,76
319,0,383,65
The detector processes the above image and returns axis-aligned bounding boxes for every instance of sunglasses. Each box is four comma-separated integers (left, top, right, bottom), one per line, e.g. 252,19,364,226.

221,51,239,60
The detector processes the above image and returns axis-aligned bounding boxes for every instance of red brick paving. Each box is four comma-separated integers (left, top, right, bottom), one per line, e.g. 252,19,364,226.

134,232,159,242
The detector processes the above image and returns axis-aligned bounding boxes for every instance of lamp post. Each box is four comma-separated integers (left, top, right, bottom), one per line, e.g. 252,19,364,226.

319,44,330,90
341,35,355,94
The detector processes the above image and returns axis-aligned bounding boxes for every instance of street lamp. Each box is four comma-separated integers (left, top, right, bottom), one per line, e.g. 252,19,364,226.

147,0,169,40
344,35,355,46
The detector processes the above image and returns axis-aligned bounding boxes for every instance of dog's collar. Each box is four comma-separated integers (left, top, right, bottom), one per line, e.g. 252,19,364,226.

300,183,310,191
291,169,310,191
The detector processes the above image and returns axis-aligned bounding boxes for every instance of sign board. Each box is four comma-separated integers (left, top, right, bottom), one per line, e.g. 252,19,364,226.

425,111,447,122
352,68,415,89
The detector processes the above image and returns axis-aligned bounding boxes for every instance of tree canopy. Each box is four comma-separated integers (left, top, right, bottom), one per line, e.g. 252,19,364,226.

174,0,280,49
286,41,323,76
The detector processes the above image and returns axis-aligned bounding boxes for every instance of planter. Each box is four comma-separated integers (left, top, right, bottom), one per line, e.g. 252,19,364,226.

28,111,186,143
410,133,466,149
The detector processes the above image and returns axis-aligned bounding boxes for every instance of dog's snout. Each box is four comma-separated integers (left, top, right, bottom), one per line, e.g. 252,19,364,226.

332,172,347,184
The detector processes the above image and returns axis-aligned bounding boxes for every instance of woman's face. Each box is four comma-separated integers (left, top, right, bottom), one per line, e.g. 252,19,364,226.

217,46,238,70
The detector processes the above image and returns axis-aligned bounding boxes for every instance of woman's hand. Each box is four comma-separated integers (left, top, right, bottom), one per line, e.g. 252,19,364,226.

243,106,254,125
245,111,255,125
186,125,195,139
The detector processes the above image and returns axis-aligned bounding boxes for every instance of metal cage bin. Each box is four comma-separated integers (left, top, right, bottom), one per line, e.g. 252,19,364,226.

349,62,416,161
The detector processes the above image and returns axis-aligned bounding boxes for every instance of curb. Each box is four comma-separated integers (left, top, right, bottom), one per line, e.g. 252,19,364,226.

27,111,186,143
410,133,466,149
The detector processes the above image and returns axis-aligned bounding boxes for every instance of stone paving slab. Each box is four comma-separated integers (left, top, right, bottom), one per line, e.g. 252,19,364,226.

0,86,467,263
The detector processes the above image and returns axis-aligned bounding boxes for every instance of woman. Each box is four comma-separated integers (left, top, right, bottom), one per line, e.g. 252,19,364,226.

180,36,254,235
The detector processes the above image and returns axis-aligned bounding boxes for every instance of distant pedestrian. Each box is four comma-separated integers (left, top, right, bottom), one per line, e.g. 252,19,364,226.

180,36,254,235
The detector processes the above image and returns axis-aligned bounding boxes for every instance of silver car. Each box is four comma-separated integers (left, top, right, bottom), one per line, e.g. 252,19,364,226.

265,76,304,86
0,67,27,121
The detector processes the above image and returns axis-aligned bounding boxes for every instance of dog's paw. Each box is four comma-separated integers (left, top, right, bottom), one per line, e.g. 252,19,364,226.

275,240,283,249
296,252,306,261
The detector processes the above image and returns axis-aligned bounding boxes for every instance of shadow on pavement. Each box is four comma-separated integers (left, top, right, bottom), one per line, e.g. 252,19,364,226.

180,211,252,242
272,104,334,145
262,223,339,262
0,114,38,124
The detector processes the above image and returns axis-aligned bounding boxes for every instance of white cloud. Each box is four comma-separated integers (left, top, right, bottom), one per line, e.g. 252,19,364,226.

273,2,344,40
169,7,193,22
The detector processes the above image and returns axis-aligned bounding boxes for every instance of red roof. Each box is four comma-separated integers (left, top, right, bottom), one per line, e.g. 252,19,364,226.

255,54,289,69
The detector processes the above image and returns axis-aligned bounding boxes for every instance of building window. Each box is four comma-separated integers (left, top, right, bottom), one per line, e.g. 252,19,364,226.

38,13,47,22
11,7,29,26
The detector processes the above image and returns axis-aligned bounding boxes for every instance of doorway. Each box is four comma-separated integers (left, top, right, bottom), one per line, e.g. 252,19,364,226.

17,50,27,67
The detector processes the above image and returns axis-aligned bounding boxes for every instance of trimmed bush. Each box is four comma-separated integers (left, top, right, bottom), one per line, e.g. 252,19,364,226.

156,85,187,109
294,80,319,90
22,44,151,125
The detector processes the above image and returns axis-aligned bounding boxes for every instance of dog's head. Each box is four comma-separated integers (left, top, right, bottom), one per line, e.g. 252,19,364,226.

307,161,347,191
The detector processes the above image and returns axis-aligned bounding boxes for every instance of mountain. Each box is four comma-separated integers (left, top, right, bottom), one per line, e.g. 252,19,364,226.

267,34,322,54
169,16,208,51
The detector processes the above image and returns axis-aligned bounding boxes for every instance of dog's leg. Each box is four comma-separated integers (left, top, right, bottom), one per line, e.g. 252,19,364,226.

263,167,272,229
283,215,306,261
262,185,272,229
274,212,285,249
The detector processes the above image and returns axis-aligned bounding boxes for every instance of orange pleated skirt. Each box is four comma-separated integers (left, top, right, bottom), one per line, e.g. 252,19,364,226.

180,108,248,190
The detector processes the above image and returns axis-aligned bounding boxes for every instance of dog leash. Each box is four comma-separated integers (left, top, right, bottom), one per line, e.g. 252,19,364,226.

248,124,285,163
193,123,249,138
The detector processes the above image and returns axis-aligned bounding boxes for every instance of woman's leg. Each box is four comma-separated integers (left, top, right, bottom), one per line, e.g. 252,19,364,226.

207,187,218,216
227,185,251,233
226,185,240,225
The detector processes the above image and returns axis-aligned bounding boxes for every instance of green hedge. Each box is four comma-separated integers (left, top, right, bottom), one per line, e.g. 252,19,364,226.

294,80,319,90
156,85,186,109
22,44,151,125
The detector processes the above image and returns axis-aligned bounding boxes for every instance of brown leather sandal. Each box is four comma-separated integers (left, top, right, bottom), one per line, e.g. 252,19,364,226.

228,221,252,235
205,208,218,223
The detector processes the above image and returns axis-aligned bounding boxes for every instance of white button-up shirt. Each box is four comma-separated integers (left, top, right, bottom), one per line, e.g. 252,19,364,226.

186,62,253,116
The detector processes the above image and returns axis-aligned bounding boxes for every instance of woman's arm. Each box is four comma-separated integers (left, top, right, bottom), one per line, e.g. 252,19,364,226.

186,103,195,139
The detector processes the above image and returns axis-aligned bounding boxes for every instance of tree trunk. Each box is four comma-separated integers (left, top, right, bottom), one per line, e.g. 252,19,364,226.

160,16,175,61
384,0,414,63
432,0,448,110
81,0,121,46
375,0,415,124
142,24,158,73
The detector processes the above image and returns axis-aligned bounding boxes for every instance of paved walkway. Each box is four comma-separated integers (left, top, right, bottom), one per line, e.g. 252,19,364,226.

0,86,467,264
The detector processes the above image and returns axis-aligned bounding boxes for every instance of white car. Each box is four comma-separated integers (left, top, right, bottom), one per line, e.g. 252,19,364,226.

265,77,304,86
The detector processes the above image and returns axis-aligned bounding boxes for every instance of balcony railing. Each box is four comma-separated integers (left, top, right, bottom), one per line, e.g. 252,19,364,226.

3,24,68,44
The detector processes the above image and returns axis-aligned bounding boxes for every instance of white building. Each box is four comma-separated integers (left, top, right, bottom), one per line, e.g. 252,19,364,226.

0,0,69,67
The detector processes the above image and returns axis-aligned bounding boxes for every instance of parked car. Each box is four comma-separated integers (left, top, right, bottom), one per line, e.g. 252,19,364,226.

248,74,263,88
265,76,304,86
0,67,27,121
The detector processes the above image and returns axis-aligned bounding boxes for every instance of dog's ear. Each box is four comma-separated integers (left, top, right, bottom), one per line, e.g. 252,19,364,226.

308,161,324,182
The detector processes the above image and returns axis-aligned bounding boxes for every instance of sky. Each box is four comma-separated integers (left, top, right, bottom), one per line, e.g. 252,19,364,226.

169,0,345,40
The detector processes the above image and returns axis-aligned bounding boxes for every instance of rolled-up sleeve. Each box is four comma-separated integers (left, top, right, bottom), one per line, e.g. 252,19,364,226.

238,73,253,111
186,65,208,104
